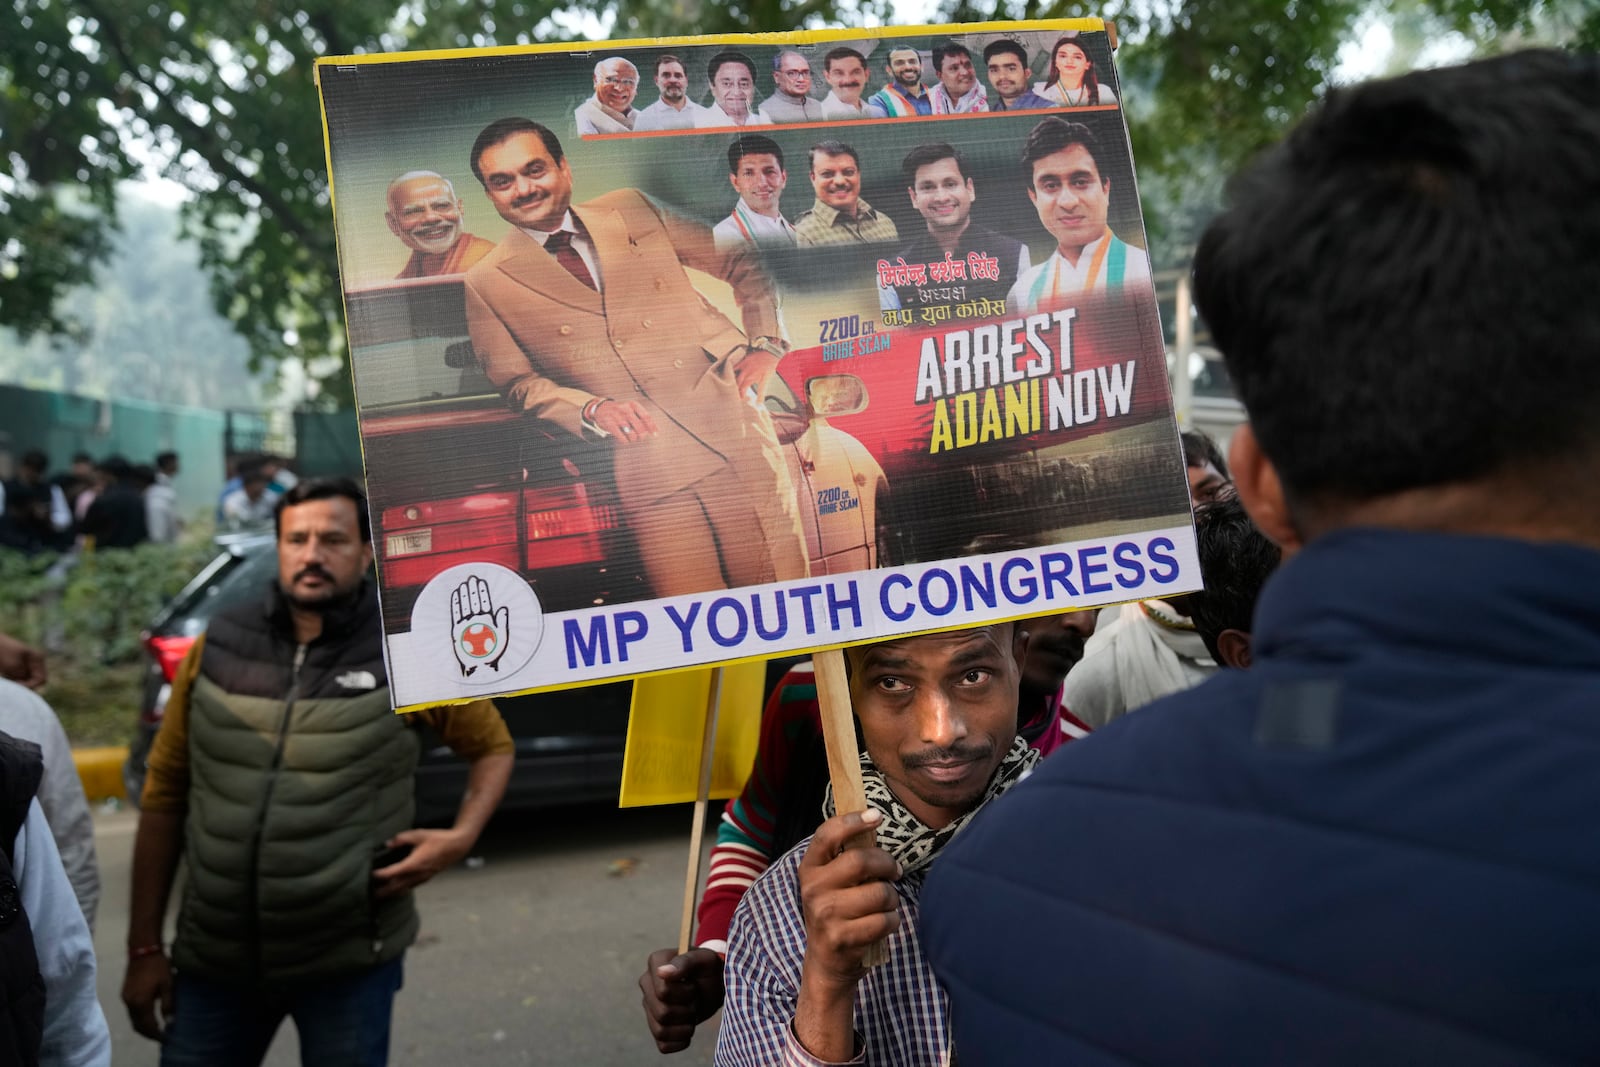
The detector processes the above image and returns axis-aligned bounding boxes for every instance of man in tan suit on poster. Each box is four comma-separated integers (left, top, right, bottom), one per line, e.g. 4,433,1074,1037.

463,117,808,599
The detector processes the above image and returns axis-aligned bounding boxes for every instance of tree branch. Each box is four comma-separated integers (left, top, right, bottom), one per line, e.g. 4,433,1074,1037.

77,0,321,246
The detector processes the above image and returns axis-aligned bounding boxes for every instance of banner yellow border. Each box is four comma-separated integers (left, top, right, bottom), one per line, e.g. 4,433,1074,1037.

310,16,1151,713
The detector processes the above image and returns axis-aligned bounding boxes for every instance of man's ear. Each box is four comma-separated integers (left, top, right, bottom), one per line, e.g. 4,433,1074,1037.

1230,424,1303,556
384,213,402,239
1010,624,1031,674
1216,629,1253,670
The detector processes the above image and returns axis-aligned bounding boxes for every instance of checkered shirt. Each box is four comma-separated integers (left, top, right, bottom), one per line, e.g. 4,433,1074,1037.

793,199,900,248
714,837,952,1066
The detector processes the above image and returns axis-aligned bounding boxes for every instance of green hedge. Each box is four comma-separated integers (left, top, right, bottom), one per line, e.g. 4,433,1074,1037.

0,536,220,666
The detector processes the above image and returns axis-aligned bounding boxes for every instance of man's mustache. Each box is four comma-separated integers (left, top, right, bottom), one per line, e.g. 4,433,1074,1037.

902,741,994,769
295,564,334,584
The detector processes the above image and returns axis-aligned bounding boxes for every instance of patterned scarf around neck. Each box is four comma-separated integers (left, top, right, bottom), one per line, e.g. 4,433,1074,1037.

824,735,1038,878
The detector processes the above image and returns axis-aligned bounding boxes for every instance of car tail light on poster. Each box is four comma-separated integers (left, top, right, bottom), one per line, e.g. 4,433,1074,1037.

382,491,521,588
525,484,618,569
316,19,1203,708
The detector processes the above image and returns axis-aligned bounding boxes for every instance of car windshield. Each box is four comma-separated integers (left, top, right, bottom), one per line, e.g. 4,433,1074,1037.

344,280,495,409
154,541,279,637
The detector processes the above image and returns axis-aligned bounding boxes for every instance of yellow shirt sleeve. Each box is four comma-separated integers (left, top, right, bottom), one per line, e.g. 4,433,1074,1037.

138,633,205,814
413,699,513,760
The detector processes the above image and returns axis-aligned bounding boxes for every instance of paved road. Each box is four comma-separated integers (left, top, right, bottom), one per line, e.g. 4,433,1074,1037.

93,802,723,1064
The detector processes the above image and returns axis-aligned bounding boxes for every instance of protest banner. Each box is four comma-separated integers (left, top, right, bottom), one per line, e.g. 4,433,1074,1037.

314,19,1198,713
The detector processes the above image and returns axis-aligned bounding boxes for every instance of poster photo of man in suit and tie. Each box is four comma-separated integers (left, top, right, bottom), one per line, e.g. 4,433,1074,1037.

317,24,1198,707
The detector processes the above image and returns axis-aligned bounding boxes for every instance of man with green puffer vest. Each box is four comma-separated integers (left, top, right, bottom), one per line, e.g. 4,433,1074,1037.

121,477,513,1066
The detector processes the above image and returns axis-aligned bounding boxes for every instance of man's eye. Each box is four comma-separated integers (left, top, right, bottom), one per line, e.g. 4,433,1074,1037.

876,677,911,693
959,669,993,686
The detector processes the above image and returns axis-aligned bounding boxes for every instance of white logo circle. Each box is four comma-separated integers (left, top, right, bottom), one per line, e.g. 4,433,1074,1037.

410,562,544,687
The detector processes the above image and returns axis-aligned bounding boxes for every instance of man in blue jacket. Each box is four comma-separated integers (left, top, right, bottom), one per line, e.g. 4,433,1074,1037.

922,49,1600,1067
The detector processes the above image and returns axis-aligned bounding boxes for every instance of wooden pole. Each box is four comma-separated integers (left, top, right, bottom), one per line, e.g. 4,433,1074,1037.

678,666,725,955
811,647,888,967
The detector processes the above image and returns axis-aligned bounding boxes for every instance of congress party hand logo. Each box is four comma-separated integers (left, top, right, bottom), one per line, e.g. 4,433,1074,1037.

450,575,510,677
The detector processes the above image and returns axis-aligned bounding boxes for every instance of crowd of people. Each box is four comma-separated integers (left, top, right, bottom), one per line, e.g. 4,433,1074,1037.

0,451,181,555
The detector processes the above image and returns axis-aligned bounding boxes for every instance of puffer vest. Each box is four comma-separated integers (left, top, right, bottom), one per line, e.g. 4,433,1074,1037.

0,734,43,1067
173,583,421,986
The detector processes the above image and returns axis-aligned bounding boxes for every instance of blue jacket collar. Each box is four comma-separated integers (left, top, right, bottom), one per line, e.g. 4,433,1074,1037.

1253,527,1600,670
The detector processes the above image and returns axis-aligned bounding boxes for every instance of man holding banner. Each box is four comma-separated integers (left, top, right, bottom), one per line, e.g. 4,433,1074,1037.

463,118,808,598
712,624,1036,1065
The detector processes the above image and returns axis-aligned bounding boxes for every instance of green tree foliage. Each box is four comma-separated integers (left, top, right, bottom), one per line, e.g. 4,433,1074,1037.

3,0,1595,395
3,193,265,408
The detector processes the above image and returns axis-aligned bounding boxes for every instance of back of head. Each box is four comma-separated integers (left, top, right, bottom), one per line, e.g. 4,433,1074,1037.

1181,430,1229,480
1193,51,1600,519
1188,496,1281,665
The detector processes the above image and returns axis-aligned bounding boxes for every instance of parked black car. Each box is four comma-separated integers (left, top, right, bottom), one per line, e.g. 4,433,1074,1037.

122,532,633,824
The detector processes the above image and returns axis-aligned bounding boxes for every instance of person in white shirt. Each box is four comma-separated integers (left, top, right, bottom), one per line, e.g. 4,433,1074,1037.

819,46,886,120
713,135,798,250
927,41,989,115
634,54,706,132
1007,117,1151,314
6,730,112,1067
219,465,280,530
573,55,640,134
0,681,99,930
694,51,773,128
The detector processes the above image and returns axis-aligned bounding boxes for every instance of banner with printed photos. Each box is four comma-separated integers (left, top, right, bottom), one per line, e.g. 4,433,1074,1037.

315,19,1198,710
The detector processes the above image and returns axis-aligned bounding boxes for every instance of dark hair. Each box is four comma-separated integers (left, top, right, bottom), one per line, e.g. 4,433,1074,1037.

274,477,371,543
155,451,178,472
99,455,132,480
19,450,48,473
655,54,684,75
823,46,867,73
982,39,1029,68
931,42,972,75
1181,429,1230,478
1188,496,1281,664
469,118,564,186
901,142,968,187
809,139,860,172
707,51,757,86
1044,32,1104,105
1193,50,1600,508
71,452,92,466
728,134,785,174
1020,117,1102,185
131,464,156,490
